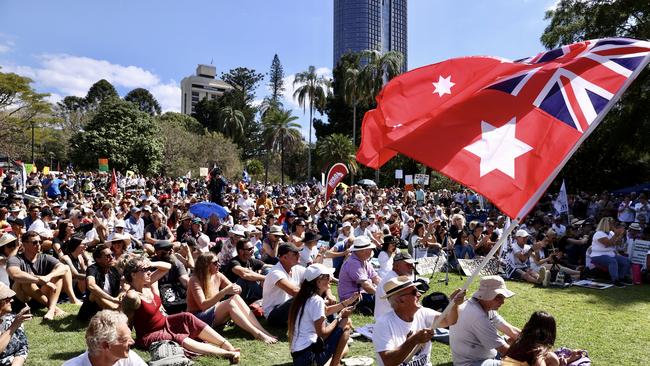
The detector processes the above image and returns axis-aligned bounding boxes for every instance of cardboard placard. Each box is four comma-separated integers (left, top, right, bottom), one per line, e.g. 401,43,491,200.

199,167,209,177
457,257,501,276
404,175,413,185
414,173,429,185
395,170,403,179
414,254,448,275
631,239,650,265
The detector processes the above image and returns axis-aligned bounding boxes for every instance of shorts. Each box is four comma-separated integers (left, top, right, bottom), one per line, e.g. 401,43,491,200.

291,327,345,366
191,306,216,325
509,267,530,280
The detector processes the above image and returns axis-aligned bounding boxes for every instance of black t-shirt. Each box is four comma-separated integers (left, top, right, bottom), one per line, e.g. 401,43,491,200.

222,255,264,283
7,253,59,276
145,224,172,241
85,263,121,297
150,255,187,286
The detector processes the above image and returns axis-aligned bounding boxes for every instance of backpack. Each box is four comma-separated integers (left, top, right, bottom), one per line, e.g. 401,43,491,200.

421,292,450,313
148,340,193,366
159,283,187,315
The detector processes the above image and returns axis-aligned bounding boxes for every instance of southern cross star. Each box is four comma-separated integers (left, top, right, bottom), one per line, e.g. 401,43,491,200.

463,117,532,179
432,75,455,97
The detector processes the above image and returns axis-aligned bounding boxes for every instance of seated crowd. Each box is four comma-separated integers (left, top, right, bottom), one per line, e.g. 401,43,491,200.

0,168,648,365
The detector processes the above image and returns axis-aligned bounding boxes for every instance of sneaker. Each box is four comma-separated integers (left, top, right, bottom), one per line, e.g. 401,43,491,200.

537,267,547,285
543,270,551,288
613,281,626,288
621,277,633,286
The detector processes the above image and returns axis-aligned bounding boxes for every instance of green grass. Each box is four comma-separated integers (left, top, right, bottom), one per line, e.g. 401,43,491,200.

25,278,650,365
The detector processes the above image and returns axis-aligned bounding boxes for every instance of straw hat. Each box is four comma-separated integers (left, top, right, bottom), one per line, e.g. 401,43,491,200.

381,276,420,299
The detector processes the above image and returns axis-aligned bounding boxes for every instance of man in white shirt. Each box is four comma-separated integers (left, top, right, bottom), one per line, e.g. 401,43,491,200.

375,252,416,318
508,230,544,285
237,190,255,213
262,243,306,327
373,276,465,366
63,310,146,366
449,276,520,366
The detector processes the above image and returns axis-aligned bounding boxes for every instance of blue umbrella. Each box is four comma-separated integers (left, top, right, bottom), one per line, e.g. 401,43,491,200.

189,202,228,219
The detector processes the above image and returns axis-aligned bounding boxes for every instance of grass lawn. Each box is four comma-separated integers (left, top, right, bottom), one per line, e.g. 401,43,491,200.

25,277,650,365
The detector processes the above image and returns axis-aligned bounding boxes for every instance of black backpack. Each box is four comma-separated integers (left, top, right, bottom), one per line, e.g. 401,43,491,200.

421,291,450,312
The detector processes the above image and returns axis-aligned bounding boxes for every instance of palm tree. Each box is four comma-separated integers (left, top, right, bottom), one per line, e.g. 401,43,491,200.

263,108,302,185
293,66,330,180
219,106,245,139
359,49,404,100
358,49,404,184
316,134,358,175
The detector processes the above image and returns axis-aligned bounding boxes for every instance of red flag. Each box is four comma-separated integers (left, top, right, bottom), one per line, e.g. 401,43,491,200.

357,38,650,219
324,163,349,202
110,168,118,196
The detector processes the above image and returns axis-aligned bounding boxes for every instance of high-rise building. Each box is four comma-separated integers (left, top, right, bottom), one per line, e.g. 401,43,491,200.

333,0,407,72
180,64,233,115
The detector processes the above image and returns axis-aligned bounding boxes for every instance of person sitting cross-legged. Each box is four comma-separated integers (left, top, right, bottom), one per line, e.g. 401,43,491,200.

7,231,82,320
337,237,381,315
221,238,270,305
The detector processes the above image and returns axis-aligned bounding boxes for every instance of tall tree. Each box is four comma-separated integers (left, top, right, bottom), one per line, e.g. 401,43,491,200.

85,79,118,107
315,134,358,175
293,65,330,180
219,106,245,139
359,50,404,99
0,69,52,160
70,99,162,173
124,88,161,116
268,54,285,105
541,0,650,190
263,108,302,185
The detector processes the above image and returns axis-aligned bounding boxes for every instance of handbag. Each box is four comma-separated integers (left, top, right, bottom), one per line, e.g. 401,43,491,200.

148,340,193,366
159,283,187,315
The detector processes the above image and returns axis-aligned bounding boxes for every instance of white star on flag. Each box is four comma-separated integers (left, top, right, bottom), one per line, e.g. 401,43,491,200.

432,75,455,97
463,117,532,179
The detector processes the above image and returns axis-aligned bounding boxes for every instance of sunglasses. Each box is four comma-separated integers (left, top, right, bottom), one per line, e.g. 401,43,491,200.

28,240,42,245
137,267,155,273
400,288,420,298
242,247,255,252
104,252,115,258
210,260,219,266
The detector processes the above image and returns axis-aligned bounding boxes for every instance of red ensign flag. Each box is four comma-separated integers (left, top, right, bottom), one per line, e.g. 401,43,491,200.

357,38,650,219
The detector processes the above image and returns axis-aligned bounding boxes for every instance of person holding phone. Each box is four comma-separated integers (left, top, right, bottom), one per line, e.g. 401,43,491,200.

288,264,357,366
0,283,31,366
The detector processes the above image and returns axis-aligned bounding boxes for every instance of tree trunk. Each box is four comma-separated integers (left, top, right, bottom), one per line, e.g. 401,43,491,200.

281,140,285,186
264,149,269,186
351,98,357,185
308,100,313,181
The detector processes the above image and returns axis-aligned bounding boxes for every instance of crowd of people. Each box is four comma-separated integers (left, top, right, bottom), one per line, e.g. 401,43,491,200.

0,166,647,365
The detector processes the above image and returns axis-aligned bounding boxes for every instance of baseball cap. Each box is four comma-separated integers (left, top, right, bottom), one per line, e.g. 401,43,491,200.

304,263,335,282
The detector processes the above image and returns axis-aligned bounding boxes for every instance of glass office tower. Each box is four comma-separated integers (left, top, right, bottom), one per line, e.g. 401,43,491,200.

333,0,407,73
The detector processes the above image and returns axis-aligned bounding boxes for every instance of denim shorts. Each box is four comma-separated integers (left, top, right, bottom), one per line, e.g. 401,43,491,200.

291,327,344,366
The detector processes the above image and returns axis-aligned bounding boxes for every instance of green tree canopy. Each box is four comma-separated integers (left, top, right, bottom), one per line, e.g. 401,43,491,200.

0,69,53,159
70,99,162,173
263,108,303,185
85,79,118,107
542,0,650,191
124,87,161,116
315,134,358,175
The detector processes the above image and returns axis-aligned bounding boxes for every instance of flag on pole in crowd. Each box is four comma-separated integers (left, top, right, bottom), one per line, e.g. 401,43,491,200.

20,161,27,193
98,158,109,172
186,170,192,179
324,163,349,202
110,168,118,196
553,180,569,215
357,37,650,219
242,169,250,183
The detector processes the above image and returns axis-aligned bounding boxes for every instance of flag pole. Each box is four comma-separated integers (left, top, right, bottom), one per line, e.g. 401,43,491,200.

430,217,520,329
401,217,520,363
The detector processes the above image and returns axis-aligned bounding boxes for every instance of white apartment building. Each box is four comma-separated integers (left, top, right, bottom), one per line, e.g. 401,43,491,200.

180,64,233,115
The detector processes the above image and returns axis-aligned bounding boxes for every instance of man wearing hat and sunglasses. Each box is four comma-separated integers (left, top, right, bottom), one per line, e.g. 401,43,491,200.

374,250,418,318
373,276,465,366
449,276,520,366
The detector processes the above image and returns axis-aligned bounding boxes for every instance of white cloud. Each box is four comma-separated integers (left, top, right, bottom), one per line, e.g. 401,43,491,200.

2,54,181,112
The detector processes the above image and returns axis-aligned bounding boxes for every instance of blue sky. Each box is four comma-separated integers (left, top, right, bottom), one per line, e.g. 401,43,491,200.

0,0,558,140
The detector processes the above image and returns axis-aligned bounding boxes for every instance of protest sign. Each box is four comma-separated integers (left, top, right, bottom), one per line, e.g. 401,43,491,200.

631,239,650,265
395,170,403,179
404,175,413,185
199,167,209,177
414,173,429,185
414,254,448,275
457,257,501,276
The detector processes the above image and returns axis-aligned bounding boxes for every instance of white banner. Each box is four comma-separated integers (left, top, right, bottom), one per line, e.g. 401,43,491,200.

553,180,569,214
199,167,209,177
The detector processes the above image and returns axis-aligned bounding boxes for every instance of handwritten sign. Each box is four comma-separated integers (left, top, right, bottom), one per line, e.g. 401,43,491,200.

457,257,501,276
415,254,448,275
414,174,429,186
631,239,650,265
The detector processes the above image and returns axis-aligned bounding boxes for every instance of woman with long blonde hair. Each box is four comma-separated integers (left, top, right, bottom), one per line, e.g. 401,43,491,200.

187,253,277,344
588,217,631,287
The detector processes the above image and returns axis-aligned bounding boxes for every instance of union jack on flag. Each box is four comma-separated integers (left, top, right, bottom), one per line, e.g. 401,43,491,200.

488,38,650,133
357,37,650,219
